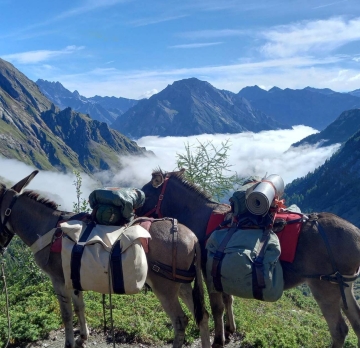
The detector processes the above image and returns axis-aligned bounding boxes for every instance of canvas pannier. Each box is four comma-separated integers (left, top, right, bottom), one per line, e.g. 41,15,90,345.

206,227,284,302
61,220,151,294
88,187,145,225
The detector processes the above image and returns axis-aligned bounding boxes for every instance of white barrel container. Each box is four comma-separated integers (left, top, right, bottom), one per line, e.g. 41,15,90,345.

245,174,284,216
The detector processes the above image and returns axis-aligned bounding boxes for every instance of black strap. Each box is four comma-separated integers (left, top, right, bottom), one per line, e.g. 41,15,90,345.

110,240,125,294
211,224,238,292
149,260,196,283
70,221,96,291
305,214,350,310
0,190,18,251
252,229,271,301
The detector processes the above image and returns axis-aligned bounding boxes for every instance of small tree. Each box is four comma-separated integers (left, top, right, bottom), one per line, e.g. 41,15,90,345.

176,139,241,201
72,170,91,213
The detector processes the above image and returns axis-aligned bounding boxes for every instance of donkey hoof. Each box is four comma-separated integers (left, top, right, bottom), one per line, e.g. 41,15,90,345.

75,338,87,348
212,344,224,348
212,340,224,348
225,331,233,343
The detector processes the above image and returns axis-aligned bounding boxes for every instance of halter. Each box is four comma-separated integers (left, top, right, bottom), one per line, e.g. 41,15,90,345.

142,175,170,218
0,189,18,254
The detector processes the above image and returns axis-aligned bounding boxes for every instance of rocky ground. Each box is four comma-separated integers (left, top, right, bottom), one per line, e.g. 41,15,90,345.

23,328,243,348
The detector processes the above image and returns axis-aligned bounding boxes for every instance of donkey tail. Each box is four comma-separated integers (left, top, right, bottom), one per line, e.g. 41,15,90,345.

193,240,209,325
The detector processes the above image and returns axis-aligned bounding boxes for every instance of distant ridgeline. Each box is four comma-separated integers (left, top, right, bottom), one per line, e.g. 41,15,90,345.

0,58,149,175
238,85,360,131
36,79,138,125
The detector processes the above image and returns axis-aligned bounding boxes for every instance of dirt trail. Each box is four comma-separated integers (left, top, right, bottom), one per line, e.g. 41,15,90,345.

23,328,242,348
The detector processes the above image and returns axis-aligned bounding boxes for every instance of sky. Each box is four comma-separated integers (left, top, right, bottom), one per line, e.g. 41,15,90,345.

0,126,340,211
1,0,360,99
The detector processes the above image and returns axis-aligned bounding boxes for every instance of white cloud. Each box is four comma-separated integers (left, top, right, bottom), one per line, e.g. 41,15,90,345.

178,29,246,39
312,0,348,9
261,17,360,57
2,46,85,64
168,42,223,49
129,14,188,27
0,127,340,209
54,0,127,20
0,158,98,211
102,126,340,196
138,89,158,99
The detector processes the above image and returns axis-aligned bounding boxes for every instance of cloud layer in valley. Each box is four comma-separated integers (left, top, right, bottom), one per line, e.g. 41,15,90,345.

0,126,340,211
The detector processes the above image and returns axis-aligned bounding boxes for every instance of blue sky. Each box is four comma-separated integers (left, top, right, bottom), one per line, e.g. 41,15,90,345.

1,0,360,99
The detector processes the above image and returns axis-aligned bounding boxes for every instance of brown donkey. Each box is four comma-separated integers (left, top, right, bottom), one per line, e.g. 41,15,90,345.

0,171,210,348
137,169,360,348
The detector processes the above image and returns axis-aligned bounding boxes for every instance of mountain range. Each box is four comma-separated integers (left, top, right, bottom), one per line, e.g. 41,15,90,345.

111,78,291,138
238,85,360,130
36,79,138,125
38,77,360,139
2,57,360,226
0,58,148,175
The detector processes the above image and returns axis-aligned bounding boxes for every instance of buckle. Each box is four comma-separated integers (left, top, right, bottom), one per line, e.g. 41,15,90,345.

213,251,224,261
4,208,11,217
158,195,164,201
152,265,160,272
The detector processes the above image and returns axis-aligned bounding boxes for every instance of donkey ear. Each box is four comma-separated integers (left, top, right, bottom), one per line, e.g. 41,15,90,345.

11,170,39,193
151,173,164,188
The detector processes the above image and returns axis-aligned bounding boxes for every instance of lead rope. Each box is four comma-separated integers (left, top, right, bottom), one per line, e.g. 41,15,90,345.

107,259,115,348
102,294,107,335
1,259,11,348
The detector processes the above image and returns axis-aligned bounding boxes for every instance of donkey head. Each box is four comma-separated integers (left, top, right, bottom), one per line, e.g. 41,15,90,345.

0,170,39,251
136,169,185,217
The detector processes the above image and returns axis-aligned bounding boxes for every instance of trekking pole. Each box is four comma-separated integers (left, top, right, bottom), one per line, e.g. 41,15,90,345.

1,259,11,348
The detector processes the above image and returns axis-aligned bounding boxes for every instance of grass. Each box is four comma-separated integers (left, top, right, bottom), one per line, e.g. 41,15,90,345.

1,275,360,347
1,239,359,347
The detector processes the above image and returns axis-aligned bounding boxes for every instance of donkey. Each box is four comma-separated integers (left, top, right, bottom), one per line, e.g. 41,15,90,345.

137,169,360,348
0,171,210,348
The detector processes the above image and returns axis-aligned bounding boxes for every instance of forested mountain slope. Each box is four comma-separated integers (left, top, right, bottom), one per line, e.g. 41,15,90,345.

291,109,360,148
285,129,360,227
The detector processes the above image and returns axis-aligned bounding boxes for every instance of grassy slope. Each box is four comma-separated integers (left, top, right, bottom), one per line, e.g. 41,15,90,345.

1,252,358,348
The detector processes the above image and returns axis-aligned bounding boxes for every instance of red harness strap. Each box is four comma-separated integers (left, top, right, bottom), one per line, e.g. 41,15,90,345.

143,177,170,218
206,205,232,235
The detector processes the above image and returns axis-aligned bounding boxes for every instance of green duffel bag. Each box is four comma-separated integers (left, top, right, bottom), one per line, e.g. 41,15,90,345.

206,227,284,302
89,187,145,225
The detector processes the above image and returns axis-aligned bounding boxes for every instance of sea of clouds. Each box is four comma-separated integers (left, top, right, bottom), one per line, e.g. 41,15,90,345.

0,125,340,211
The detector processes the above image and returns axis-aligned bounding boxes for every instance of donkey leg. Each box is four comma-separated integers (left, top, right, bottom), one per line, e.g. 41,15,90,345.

341,282,360,347
71,290,89,348
308,281,348,348
53,282,76,348
179,283,210,348
209,292,225,348
149,278,188,348
222,293,236,342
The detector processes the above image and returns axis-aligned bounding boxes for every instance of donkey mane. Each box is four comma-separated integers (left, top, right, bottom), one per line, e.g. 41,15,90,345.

23,190,59,210
152,169,213,201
